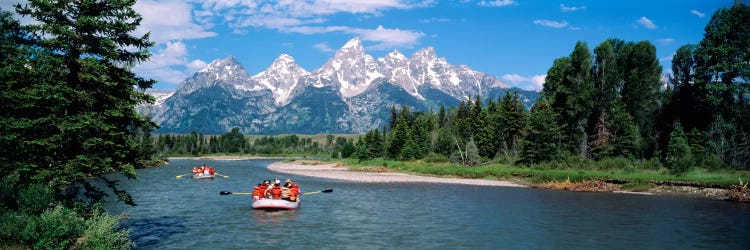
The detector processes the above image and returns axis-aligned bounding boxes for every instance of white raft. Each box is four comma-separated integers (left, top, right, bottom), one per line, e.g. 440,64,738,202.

192,174,214,179
252,198,300,210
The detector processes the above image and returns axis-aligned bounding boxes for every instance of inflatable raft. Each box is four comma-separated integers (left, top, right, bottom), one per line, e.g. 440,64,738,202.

252,198,300,210
192,174,214,179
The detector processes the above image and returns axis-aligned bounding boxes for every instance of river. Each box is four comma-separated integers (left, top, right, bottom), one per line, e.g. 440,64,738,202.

104,159,750,249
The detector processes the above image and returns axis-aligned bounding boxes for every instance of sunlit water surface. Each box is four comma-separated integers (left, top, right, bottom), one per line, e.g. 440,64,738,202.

104,159,750,249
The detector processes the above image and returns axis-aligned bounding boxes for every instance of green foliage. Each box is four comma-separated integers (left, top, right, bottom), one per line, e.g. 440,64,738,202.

464,138,480,166
78,210,134,250
519,99,563,165
22,205,85,250
1,1,158,248
666,122,693,174
18,184,54,215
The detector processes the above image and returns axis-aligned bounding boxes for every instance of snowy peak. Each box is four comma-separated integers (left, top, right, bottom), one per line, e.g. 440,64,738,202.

311,37,378,97
340,37,364,51
386,49,407,61
200,56,246,76
262,54,309,77
251,54,310,105
411,47,438,62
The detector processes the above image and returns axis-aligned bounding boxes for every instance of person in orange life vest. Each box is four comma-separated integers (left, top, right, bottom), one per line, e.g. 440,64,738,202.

289,182,300,201
192,167,199,175
261,180,271,198
267,179,282,199
208,167,215,175
252,183,263,201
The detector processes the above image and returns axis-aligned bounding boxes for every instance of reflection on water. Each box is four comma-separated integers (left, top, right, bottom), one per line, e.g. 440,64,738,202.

252,209,298,225
105,159,750,249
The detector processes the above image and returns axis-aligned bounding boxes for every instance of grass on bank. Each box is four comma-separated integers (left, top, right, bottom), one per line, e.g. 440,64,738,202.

328,158,750,188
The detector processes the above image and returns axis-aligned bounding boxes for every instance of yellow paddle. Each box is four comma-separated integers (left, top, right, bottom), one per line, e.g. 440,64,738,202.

175,173,192,179
215,173,230,178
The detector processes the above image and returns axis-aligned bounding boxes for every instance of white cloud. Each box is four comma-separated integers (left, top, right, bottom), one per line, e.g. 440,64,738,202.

186,59,208,72
656,38,674,45
690,10,705,18
636,16,656,29
533,19,569,28
194,0,428,50
134,0,217,44
419,17,451,24
478,0,517,7
502,74,527,84
560,4,586,12
347,25,424,50
134,41,204,86
502,74,546,91
313,42,335,52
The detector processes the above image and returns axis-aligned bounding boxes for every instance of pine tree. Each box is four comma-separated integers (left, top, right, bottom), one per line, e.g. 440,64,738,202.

3,1,156,203
438,105,447,128
519,98,563,165
499,92,528,158
666,121,693,174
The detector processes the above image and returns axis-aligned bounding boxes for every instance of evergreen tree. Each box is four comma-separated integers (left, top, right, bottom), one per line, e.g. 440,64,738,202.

499,92,528,158
519,99,563,165
387,107,411,159
3,0,156,202
389,105,398,130
438,105,447,128
477,98,500,158
433,127,455,156
666,121,693,174
610,102,641,159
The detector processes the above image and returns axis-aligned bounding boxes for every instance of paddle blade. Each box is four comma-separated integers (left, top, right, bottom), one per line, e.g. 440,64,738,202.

321,189,333,193
219,191,232,195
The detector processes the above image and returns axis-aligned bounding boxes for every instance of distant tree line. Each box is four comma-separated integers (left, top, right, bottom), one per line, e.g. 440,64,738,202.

153,128,326,156
352,3,750,173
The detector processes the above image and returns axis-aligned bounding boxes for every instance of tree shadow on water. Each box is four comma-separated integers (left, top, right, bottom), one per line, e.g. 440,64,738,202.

121,215,187,249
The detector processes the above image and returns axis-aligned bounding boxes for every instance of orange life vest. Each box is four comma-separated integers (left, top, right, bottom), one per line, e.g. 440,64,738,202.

289,185,299,201
271,185,282,199
208,167,215,175
253,186,262,197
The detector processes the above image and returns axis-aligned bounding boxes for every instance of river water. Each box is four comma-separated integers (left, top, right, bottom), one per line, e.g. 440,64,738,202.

104,159,750,249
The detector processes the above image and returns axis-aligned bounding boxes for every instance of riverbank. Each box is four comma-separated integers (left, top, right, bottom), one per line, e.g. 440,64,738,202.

168,156,287,161
268,160,750,202
267,160,526,187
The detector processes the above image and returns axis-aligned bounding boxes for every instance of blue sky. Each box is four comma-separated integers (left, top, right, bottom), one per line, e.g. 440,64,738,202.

2,0,738,90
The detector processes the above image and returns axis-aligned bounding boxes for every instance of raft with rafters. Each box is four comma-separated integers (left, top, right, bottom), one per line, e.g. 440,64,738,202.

252,198,300,210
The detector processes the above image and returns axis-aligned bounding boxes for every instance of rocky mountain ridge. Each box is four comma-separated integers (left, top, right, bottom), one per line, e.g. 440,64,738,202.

143,38,538,134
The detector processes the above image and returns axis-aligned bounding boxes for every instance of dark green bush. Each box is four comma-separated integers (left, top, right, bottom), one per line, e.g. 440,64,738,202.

78,210,134,250
18,184,55,215
22,205,85,250
423,152,449,163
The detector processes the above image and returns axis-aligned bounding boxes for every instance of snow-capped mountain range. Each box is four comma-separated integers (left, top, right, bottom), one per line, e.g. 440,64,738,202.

143,37,538,134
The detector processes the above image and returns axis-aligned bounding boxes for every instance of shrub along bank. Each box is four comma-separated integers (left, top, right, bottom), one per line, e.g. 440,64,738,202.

330,157,750,198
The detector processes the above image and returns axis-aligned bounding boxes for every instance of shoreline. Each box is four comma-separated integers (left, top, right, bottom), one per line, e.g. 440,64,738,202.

167,156,287,161
267,160,527,187
267,160,750,201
